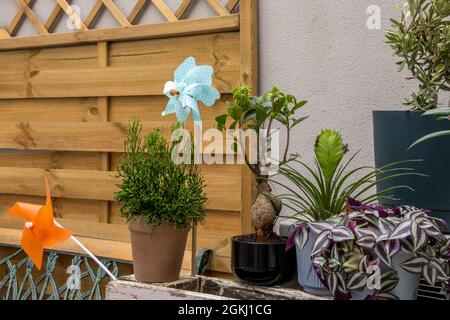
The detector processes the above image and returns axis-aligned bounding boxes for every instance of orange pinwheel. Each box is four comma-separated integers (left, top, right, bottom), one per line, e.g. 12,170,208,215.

7,178,73,270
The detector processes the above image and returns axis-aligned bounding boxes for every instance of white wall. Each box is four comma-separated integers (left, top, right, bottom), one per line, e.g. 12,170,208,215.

259,0,425,169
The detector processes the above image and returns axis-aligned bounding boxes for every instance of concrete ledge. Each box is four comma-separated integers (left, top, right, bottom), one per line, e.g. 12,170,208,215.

106,275,330,300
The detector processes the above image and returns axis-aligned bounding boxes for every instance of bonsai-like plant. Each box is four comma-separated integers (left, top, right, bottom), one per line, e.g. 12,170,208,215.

276,129,421,224
386,0,450,111
114,118,207,228
293,199,449,300
410,108,450,148
216,85,308,241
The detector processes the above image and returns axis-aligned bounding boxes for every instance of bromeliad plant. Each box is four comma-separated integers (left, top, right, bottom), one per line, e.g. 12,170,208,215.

216,85,308,241
386,0,450,111
289,199,450,300
275,129,421,223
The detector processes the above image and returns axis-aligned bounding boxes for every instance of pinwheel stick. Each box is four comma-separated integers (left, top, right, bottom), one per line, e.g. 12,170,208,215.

54,220,118,281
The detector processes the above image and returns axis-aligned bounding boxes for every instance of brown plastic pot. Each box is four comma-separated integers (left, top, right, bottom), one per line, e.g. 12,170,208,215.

129,221,190,283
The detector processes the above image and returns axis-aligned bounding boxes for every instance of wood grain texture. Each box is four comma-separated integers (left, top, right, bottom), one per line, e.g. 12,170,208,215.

0,15,239,51
239,0,258,234
15,0,48,35
0,0,257,275
0,32,239,99
0,166,241,212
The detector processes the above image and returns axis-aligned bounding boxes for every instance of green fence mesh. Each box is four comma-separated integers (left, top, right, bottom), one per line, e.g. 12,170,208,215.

0,245,131,300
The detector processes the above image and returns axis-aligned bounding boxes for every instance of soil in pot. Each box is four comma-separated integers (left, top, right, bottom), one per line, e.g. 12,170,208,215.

129,221,189,283
231,234,296,287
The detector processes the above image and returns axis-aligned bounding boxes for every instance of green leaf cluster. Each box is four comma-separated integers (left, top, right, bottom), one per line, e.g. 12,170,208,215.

215,85,308,177
274,129,422,222
386,0,450,110
114,118,207,229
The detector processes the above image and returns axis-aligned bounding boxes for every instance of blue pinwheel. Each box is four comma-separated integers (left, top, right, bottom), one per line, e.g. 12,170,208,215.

162,57,220,124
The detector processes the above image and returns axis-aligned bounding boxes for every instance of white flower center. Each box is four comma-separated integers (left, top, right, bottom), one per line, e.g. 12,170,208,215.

25,222,34,229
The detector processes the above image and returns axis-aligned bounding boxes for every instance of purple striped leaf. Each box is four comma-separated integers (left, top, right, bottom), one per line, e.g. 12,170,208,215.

347,272,367,290
375,243,392,267
401,257,427,274
331,226,355,242
411,221,427,251
400,238,415,255
309,221,333,234
423,264,438,286
380,271,399,292
311,231,331,256
390,220,412,240
356,235,376,249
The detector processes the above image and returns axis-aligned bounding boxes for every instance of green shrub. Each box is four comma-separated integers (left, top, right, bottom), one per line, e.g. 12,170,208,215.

386,0,450,111
114,118,207,228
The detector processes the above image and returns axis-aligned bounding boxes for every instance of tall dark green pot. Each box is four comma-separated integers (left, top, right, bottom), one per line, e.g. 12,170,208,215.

373,111,450,232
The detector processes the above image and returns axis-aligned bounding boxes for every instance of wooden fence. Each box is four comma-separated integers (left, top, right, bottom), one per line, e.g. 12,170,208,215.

0,0,258,275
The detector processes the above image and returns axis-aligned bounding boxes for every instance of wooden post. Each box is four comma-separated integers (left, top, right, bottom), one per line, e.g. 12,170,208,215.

239,0,258,234
97,41,111,224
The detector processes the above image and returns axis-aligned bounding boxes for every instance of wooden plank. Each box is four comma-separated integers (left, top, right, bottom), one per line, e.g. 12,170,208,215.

84,0,104,28
0,28,11,39
0,65,236,99
109,95,230,123
152,0,178,22
0,15,240,51
0,120,227,152
0,45,99,73
207,0,230,16
44,1,71,32
0,166,242,212
97,41,111,224
7,0,33,35
175,0,193,19
101,0,132,27
0,195,106,222
226,0,240,12
0,151,105,170
0,227,132,262
239,0,258,234
0,210,240,252
0,98,100,122
127,0,149,24
15,0,49,35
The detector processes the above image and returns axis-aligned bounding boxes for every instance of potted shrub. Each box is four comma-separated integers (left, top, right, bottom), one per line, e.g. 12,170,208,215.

375,0,450,227
300,198,450,300
278,129,419,296
114,119,207,283
215,85,308,286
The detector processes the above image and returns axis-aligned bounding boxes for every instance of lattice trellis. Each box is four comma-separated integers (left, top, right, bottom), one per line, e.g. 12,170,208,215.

0,0,241,38
0,246,129,300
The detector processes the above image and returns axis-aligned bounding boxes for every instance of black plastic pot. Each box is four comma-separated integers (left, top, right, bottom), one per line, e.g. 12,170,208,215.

231,235,296,287
373,111,450,231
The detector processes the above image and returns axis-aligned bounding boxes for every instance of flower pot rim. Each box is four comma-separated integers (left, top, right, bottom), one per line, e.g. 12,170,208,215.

232,235,287,246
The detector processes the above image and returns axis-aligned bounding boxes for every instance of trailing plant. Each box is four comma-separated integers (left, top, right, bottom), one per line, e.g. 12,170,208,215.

275,129,422,223
410,108,450,148
114,118,207,229
386,0,450,111
287,198,450,300
215,85,308,241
